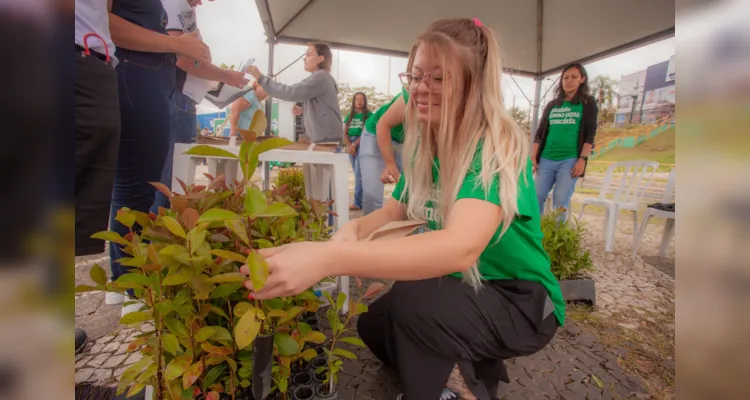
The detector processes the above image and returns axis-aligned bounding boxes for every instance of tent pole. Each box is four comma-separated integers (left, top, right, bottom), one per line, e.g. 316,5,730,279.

530,77,542,145
263,41,275,190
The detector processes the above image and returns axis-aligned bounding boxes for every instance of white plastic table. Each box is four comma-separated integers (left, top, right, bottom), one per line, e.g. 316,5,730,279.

171,143,351,313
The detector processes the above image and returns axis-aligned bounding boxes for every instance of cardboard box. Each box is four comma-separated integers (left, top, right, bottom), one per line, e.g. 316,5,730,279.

366,220,426,241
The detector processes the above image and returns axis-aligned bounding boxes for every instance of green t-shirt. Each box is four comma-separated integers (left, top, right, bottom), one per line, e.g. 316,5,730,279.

343,112,365,137
391,151,566,325
541,101,583,161
364,88,410,143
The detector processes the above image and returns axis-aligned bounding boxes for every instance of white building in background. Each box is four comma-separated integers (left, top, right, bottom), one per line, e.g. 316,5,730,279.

615,56,676,126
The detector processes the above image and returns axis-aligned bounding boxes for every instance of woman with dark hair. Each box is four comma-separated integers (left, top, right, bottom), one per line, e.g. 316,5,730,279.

533,63,598,220
246,43,343,143
343,92,370,210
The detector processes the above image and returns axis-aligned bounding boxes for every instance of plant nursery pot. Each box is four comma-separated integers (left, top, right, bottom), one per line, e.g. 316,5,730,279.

291,359,310,375
303,317,320,331
292,371,313,386
558,277,596,306
300,311,318,320
292,385,315,400
314,382,338,400
252,333,275,400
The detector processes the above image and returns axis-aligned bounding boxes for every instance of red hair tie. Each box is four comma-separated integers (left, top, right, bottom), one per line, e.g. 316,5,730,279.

473,18,484,27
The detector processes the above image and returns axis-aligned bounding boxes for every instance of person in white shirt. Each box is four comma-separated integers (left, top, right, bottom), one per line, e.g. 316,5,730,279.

152,0,249,211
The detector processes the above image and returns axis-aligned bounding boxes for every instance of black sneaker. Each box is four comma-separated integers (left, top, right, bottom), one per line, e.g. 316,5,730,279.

75,329,88,354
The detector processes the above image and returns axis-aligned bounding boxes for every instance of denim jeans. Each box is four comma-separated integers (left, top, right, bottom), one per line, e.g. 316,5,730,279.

151,91,197,212
535,157,579,220
348,135,363,209
109,50,175,281
359,129,403,215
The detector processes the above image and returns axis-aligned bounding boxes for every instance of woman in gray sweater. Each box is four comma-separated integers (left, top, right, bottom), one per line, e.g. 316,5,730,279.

247,43,343,143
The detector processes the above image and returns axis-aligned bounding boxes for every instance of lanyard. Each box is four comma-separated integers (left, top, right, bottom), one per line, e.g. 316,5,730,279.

81,32,112,63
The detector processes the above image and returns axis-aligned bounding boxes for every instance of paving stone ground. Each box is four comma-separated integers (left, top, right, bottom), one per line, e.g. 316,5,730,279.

75,168,675,399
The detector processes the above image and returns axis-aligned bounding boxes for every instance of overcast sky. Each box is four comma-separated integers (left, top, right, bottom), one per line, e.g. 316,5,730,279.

195,0,675,113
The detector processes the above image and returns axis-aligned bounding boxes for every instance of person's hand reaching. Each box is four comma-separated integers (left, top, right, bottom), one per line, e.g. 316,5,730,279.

174,31,210,64
225,70,249,88
241,242,335,300
380,162,400,184
246,65,262,79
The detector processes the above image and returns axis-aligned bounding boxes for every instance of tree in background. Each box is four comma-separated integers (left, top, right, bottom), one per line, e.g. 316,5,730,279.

510,106,531,134
590,75,618,127
338,83,391,114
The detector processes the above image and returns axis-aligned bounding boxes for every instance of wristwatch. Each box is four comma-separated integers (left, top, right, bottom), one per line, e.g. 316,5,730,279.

579,156,588,161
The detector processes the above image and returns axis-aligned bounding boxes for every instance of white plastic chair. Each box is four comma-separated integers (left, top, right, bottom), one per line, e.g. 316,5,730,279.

633,168,675,257
577,161,659,252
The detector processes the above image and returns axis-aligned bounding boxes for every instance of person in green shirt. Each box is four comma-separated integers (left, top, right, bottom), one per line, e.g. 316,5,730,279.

360,88,410,214
342,92,370,210
532,63,598,221
241,18,563,400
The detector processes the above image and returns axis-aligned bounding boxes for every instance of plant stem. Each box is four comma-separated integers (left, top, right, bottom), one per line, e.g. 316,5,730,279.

149,274,164,400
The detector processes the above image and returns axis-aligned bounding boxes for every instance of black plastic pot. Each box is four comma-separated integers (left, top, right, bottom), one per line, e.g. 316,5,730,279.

252,334,275,400
290,359,310,375
300,311,317,320
559,277,596,306
292,385,315,400
310,356,327,370
292,371,313,386
314,382,338,399
303,317,320,331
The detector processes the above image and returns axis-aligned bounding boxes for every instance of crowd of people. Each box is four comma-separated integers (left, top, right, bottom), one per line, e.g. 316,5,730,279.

75,1,597,399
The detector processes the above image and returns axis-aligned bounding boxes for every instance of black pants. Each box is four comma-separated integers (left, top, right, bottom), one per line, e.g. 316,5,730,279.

75,49,120,256
357,277,558,400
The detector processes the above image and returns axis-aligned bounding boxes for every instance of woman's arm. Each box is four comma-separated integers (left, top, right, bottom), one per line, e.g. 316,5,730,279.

377,96,405,171
328,198,501,280
109,14,209,62
256,73,326,102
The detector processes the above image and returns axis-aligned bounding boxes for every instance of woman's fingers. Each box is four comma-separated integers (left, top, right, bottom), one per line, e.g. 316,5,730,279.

258,246,284,258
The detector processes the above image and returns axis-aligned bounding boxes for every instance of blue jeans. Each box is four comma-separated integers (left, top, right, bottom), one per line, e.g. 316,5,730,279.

151,91,197,212
535,157,579,220
348,135,363,209
109,50,175,281
359,130,403,215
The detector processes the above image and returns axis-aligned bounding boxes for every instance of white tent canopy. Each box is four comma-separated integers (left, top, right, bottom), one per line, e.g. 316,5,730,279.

253,0,674,133
254,0,674,78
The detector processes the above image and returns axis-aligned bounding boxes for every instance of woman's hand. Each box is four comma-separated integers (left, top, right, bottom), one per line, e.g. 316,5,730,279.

571,158,586,177
225,70,249,88
174,31,210,64
246,65,262,79
347,143,357,155
380,162,400,184
241,242,335,299
532,158,538,173
292,105,303,116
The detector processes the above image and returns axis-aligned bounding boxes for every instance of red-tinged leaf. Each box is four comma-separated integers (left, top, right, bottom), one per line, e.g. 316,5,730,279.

141,263,163,272
127,338,146,352
146,243,159,263
182,208,200,229
150,182,173,199
157,206,167,216
363,282,386,299
191,185,206,193
206,391,220,400
329,211,339,217
355,277,363,289
201,342,233,356
172,197,189,214
182,361,205,389
203,172,216,181
165,355,193,380
175,177,189,195
148,212,157,221
209,384,224,393
208,175,226,191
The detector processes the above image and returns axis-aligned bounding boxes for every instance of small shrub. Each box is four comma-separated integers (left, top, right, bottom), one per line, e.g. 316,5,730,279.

541,211,594,281
274,168,305,204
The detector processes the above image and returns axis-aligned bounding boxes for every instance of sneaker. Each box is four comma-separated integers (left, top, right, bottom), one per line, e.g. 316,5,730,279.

121,299,145,318
106,291,125,305
75,329,88,354
396,389,457,400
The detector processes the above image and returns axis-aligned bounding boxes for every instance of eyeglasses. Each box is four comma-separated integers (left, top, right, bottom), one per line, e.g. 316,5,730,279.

398,72,443,92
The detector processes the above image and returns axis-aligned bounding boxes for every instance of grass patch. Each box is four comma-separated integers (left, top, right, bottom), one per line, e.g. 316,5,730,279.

568,304,675,399
596,129,675,164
